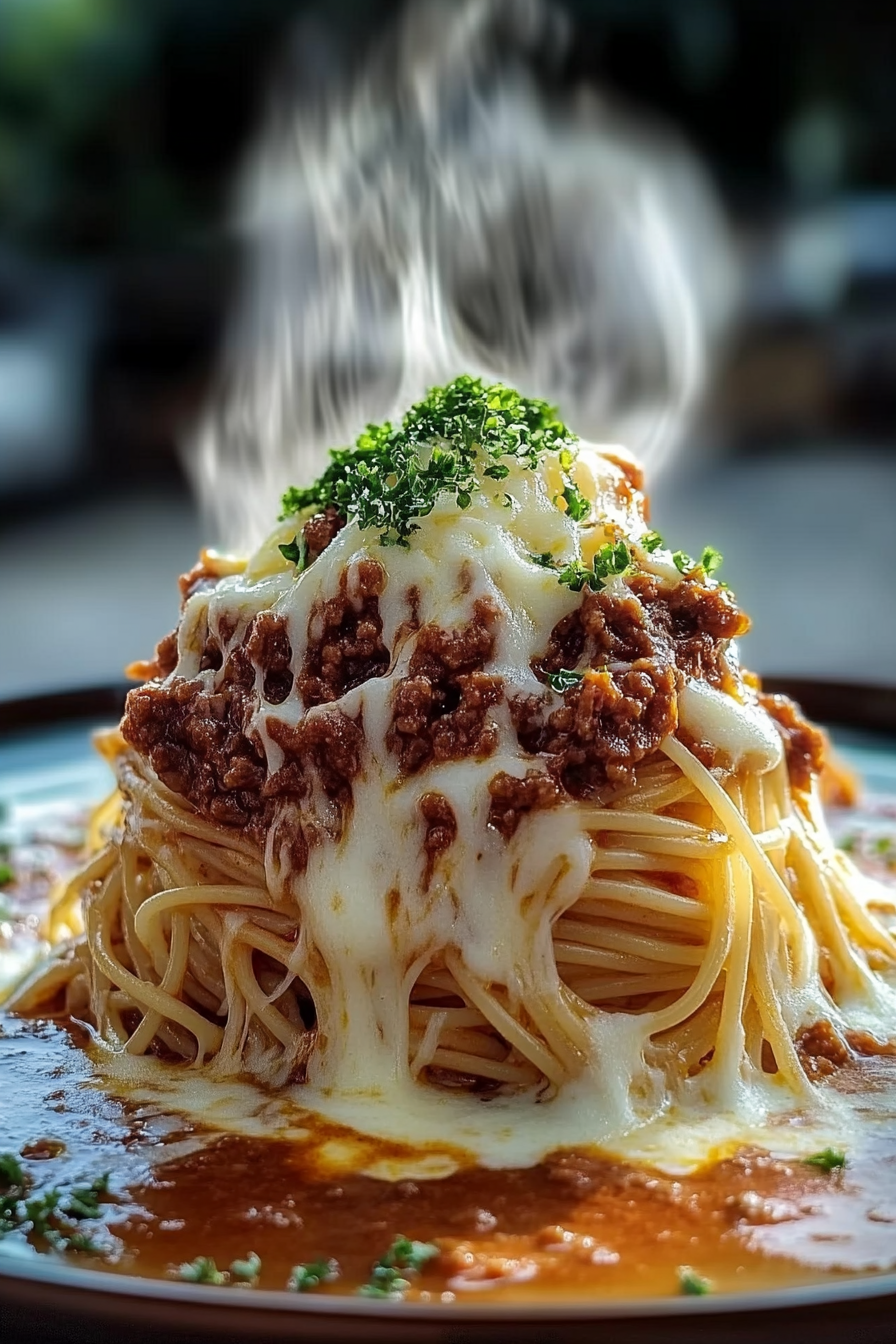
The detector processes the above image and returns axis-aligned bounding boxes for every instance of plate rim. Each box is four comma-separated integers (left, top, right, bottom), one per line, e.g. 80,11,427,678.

1,1252,895,1322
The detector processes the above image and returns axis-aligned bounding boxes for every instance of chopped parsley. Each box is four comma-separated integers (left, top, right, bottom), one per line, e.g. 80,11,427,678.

66,1231,104,1254
529,551,555,568
678,1266,712,1296
288,1258,339,1293
358,1236,439,1300
175,1257,228,1285
278,534,309,571
0,1153,25,1190
229,1252,262,1283
700,545,724,576
672,545,724,578
280,375,575,547
804,1148,847,1172
557,540,633,593
559,482,590,522
0,1155,111,1252
641,530,663,553
0,862,13,886
546,669,584,694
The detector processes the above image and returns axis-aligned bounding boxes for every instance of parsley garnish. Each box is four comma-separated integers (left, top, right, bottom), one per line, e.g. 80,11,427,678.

229,1252,262,1283
357,1236,439,1300
0,1154,112,1253
288,1258,339,1292
672,545,724,578
804,1148,846,1172
700,545,724,576
66,1231,103,1254
65,1178,108,1221
559,482,590,522
641,530,663,553
529,551,555,568
547,669,584,693
280,375,575,547
557,540,633,593
0,1153,25,1190
176,1257,228,1285
0,862,13,886
24,1188,62,1238
678,1266,712,1295
279,534,309,571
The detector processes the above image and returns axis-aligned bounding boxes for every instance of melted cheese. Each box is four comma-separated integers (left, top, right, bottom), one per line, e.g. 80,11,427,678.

100,436,896,1159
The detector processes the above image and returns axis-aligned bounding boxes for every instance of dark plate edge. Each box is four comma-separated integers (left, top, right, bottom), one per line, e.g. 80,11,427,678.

1,1252,895,1324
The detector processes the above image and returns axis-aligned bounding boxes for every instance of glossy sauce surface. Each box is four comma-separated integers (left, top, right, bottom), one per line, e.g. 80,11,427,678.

1,1017,896,1301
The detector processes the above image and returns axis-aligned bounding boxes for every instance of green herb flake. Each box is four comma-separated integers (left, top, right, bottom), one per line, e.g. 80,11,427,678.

0,862,14,887
804,1148,847,1172
559,483,590,523
279,375,575,548
0,1153,26,1191
64,1183,105,1221
672,550,693,574
874,836,893,855
380,1236,439,1274
592,540,632,583
678,1266,712,1296
66,1231,103,1254
641,530,663,553
838,834,857,853
358,1268,411,1300
175,1257,228,1285
357,1236,439,1300
556,559,593,592
288,1258,339,1293
279,534,309,572
547,669,585,694
700,545,724,576
528,551,555,568
229,1252,262,1283
25,1188,62,1238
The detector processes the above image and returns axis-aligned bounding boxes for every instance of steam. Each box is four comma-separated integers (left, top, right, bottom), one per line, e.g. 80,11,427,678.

191,0,734,552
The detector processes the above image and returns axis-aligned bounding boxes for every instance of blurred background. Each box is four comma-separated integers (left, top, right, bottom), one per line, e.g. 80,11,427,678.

1,0,894,700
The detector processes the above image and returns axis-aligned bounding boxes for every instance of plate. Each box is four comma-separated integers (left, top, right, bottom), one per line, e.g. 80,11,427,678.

1,681,896,1344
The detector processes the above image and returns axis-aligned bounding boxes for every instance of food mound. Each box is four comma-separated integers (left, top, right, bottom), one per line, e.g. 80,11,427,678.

15,377,896,1139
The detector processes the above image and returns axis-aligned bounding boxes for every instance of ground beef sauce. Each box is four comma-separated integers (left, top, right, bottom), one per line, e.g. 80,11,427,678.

386,598,503,773
121,539,783,852
758,691,828,792
298,558,389,707
512,577,747,803
419,791,459,885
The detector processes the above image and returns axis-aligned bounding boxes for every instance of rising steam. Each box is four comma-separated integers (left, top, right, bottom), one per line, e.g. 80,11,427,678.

191,0,734,552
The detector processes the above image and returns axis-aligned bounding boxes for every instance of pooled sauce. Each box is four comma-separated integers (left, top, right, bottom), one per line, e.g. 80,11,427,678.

1,1017,896,1301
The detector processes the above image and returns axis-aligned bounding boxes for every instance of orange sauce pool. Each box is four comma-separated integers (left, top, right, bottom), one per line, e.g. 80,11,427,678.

1,1016,895,1302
